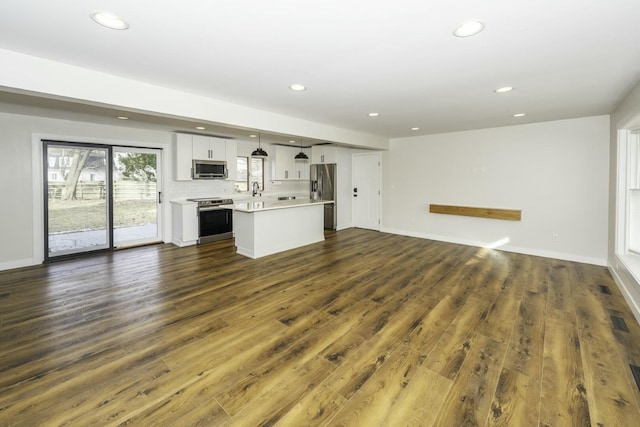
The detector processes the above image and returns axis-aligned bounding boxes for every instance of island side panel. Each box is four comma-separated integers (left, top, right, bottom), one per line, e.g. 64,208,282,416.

235,204,324,259
234,210,256,258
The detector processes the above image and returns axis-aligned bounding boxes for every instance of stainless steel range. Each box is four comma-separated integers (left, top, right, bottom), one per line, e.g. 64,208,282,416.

187,197,234,243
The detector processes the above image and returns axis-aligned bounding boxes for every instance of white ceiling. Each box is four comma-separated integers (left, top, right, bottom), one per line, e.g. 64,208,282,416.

0,0,639,140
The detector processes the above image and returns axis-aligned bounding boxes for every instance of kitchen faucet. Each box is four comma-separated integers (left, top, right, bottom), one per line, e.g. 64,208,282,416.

251,181,259,197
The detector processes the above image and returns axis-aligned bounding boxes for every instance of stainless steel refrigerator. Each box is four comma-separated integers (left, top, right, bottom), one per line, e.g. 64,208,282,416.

310,164,337,230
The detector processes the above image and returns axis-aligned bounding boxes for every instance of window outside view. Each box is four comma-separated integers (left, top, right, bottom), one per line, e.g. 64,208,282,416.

235,156,264,192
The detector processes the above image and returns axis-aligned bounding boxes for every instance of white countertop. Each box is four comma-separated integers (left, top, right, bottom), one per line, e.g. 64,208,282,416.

234,198,333,213
170,199,197,206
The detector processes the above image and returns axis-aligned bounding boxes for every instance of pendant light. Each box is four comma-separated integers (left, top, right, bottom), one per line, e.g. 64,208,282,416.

294,137,309,160
251,133,268,157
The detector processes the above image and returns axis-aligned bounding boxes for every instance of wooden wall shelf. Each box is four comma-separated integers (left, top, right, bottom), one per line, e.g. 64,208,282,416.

429,204,522,221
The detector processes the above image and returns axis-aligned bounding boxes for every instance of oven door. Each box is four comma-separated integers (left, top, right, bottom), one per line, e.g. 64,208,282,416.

198,207,233,243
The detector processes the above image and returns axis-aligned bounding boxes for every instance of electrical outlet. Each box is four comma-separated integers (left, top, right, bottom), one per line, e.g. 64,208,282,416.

552,234,559,242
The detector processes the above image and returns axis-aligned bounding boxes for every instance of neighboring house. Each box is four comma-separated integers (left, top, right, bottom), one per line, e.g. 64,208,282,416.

46,152,107,183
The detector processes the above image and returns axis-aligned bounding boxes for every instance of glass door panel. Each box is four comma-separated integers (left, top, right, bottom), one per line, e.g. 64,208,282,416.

112,147,162,247
45,143,111,259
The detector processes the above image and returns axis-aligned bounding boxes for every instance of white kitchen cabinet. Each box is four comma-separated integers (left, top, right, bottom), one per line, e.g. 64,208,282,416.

311,145,337,164
273,145,296,180
273,146,310,180
192,135,226,161
294,148,310,180
226,139,237,181
174,133,194,181
171,201,198,247
174,133,236,181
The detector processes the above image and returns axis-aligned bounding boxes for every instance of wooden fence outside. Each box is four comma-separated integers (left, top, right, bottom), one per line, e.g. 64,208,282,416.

48,181,156,201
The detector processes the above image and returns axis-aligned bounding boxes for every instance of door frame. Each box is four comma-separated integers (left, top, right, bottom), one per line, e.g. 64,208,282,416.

112,146,163,249
351,152,382,231
32,133,167,264
43,140,114,260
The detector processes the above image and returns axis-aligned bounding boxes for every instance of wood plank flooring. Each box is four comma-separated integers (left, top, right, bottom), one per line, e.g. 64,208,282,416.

1,228,640,426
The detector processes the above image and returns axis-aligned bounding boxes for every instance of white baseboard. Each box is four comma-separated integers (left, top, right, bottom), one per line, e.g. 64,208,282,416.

0,258,36,272
608,256,640,326
380,227,607,266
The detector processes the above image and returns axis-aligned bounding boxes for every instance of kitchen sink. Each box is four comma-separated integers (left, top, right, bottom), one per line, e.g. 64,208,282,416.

278,196,296,200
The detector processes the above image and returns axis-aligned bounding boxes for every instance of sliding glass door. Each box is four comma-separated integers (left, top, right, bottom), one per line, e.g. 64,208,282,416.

44,141,162,260
44,142,112,258
113,147,161,247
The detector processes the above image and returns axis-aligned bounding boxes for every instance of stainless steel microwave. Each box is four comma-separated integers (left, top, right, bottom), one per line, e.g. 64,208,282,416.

192,159,228,179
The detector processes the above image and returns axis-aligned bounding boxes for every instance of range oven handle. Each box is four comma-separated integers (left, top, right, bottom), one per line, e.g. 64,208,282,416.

198,206,233,212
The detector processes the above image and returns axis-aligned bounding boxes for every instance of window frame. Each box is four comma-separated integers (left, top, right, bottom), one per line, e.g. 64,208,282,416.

616,128,640,282
235,156,265,193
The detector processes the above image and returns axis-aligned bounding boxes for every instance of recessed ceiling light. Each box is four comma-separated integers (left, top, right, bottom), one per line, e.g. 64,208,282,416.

368,112,380,117
453,21,485,37
116,116,129,120
289,140,296,143
249,134,257,138
494,86,514,93
91,11,129,30
289,84,306,91
411,127,420,131
195,126,206,130
513,113,526,117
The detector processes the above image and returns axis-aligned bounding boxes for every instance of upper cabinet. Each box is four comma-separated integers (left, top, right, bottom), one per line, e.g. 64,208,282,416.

174,134,194,181
225,139,237,181
294,148,310,180
192,135,226,161
173,133,237,181
311,145,337,164
273,145,295,180
273,145,310,180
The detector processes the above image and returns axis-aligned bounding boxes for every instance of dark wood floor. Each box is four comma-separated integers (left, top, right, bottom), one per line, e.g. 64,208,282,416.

1,229,640,426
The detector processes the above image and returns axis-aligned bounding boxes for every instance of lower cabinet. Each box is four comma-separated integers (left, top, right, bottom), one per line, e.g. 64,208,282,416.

171,201,198,246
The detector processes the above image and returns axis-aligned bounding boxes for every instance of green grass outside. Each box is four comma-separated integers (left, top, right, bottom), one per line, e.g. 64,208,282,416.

48,199,157,233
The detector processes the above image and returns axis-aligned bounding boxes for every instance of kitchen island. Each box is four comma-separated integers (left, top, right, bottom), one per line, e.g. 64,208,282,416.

234,198,334,259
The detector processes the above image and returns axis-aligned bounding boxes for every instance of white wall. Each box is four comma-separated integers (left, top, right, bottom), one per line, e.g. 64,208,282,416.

0,112,195,270
0,48,388,151
608,80,640,323
382,116,610,265
336,147,353,230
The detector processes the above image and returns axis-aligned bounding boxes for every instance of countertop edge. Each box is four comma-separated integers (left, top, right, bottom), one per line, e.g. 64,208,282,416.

235,199,334,213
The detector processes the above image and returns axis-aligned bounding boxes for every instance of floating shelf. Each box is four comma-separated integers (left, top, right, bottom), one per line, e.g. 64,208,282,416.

429,204,522,221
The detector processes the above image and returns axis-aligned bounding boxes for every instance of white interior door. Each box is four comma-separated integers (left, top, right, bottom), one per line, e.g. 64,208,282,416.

353,153,381,230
